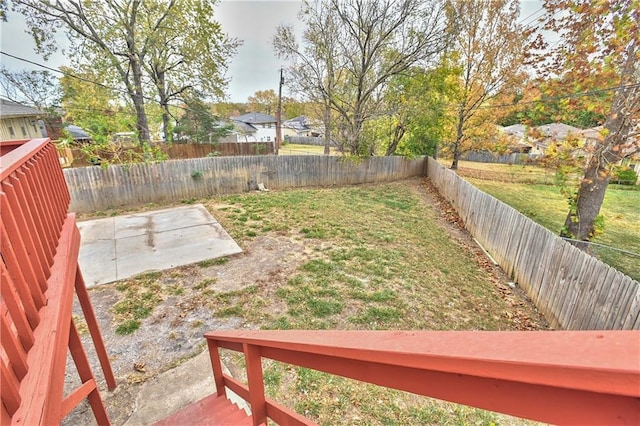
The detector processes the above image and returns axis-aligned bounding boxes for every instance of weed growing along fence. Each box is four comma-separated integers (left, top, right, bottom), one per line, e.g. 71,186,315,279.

426,157,639,330
64,155,425,212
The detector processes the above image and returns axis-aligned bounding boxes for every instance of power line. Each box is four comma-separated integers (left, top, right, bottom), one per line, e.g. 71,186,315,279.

476,83,640,110
0,51,211,116
3,50,636,117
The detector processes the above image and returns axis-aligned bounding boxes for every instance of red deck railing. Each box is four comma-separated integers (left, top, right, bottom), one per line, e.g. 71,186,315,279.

204,330,640,426
1,138,115,425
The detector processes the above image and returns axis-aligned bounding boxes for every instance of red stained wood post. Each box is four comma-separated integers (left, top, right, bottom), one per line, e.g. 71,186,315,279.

243,343,267,426
207,339,227,398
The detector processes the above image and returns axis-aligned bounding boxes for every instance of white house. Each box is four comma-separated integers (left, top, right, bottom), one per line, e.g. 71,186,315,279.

230,112,277,142
0,99,47,141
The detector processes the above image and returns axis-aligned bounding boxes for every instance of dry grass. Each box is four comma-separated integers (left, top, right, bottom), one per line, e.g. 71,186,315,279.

201,179,547,425
82,178,547,425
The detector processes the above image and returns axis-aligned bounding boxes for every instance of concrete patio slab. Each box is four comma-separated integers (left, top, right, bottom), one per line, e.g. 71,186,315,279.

77,204,242,287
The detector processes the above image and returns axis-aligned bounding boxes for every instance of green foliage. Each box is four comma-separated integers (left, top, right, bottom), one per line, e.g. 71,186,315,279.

612,166,638,185
382,60,461,157
59,65,136,143
247,89,278,115
174,94,232,143
500,77,609,128
16,0,239,144
111,272,164,334
115,319,141,335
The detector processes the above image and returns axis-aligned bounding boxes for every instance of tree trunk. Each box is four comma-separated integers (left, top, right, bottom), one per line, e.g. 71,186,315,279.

323,101,331,155
385,125,405,156
157,70,172,143
561,39,637,243
451,107,465,169
130,57,151,145
561,157,609,241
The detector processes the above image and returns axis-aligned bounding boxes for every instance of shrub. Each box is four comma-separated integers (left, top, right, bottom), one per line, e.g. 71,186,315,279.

612,166,637,185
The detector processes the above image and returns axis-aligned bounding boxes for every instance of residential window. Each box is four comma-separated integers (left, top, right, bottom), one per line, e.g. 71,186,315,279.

266,136,271,141
8,126,15,137
21,126,27,137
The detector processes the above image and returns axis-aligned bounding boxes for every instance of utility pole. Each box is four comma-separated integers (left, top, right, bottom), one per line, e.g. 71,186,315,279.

276,68,284,155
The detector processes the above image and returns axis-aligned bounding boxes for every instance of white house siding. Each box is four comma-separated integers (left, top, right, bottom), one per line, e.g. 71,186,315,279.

254,124,277,142
0,117,42,141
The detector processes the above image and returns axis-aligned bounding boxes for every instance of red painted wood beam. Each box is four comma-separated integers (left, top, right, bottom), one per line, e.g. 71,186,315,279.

0,138,49,180
206,330,640,425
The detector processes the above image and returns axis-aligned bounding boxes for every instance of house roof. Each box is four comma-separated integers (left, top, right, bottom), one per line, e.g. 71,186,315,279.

232,120,257,134
535,122,582,140
283,115,311,131
500,124,527,138
65,125,91,140
0,98,43,119
231,112,277,125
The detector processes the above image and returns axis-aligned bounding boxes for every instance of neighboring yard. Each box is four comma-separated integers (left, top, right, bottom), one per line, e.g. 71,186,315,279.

74,178,546,425
452,160,640,281
278,142,338,155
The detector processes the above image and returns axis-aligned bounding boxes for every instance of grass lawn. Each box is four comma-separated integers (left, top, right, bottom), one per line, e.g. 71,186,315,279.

454,161,640,281
199,180,545,425
278,143,339,155
83,179,545,425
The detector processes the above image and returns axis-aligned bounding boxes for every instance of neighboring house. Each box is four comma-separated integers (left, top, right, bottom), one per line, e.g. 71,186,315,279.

529,122,583,155
499,124,533,153
230,112,277,142
223,120,258,142
65,124,91,144
282,116,323,138
0,98,47,141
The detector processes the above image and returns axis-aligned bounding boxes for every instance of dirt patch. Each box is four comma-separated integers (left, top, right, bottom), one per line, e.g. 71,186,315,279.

65,235,315,425
65,178,548,425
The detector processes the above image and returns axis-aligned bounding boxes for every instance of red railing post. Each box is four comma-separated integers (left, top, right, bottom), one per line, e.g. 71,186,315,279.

205,330,640,425
75,268,117,390
1,139,115,425
207,339,227,398
243,343,267,426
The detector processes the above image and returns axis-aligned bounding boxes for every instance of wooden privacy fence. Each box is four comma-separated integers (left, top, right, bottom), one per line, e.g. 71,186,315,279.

63,155,425,212
68,142,274,167
426,157,640,330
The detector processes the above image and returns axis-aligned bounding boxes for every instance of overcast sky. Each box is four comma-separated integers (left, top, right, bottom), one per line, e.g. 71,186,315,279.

1,0,545,104
0,0,304,103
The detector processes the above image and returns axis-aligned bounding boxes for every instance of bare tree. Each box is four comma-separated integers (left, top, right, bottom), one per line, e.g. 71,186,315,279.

274,2,343,155
275,0,449,155
0,66,60,109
